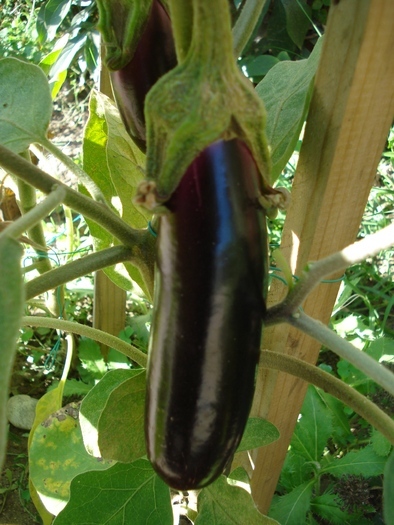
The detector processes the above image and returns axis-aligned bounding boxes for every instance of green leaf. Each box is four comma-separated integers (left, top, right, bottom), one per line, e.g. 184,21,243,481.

83,91,116,203
36,0,72,42
97,370,146,462
280,0,311,49
290,385,332,463
384,450,394,525
322,445,386,478
79,369,140,458
49,33,88,80
196,476,278,524
318,391,351,446
371,428,392,458
278,451,313,492
82,91,148,295
100,90,150,230
269,480,314,525
310,493,353,525
29,403,114,516
244,55,279,78
77,338,107,382
53,459,172,525
366,337,394,362
236,418,280,452
256,37,323,181
0,236,24,469
0,58,52,152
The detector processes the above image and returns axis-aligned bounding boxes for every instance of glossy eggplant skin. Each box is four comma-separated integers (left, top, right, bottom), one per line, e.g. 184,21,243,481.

145,139,268,490
110,0,176,151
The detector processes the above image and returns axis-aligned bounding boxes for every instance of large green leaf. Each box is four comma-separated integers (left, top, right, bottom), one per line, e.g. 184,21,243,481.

0,236,24,469
322,445,387,478
82,91,149,294
278,451,313,493
0,58,52,152
103,92,150,229
196,476,279,525
384,450,394,525
310,493,353,525
256,37,323,181
29,403,114,516
97,370,146,462
290,385,332,463
237,418,280,452
268,480,314,525
53,459,172,525
79,369,145,461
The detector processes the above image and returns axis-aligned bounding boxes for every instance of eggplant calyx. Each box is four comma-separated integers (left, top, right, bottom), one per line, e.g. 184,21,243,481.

97,0,153,70
144,0,275,207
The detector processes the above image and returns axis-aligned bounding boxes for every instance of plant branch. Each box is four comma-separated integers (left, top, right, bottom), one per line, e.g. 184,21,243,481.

25,245,135,299
260,350,394,445
0,143,146,246
289,311,394,397
0,185,66,242
232,0,268,57
21,316,148,368
267,222,394,321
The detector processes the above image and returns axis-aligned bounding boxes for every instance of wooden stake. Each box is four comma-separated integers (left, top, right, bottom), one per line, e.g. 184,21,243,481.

250,0,394,512
93,46,127,359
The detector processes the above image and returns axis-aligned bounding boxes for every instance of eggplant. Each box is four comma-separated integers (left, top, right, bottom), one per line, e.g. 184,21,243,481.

110,0,177,151
145,139,268,490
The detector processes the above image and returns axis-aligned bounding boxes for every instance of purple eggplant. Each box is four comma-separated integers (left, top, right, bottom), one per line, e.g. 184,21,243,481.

145,139,268,490
110,0,177,151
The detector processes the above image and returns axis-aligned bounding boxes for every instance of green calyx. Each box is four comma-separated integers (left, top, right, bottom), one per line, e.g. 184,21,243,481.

97,0,153,70
137,0,285,213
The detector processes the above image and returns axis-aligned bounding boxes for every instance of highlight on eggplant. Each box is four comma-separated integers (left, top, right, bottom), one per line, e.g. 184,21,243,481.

109,0,177,151
145,139,268,490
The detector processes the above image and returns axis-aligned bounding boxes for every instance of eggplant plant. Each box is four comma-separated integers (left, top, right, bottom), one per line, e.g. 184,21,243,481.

0,0,393,524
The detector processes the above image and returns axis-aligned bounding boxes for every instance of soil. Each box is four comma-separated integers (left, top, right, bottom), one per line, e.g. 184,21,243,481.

0,428,40,525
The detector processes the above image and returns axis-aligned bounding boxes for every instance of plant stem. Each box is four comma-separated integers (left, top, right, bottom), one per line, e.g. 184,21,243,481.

40,136,107,204
25,245,134,299
233,0,268,57
17,151,52,273
21,316,148,368
260,350,394,445
168,1,193,63
268,222,394,321
289,311,394,397
0,144,156,295
0,143,143,246
0,186,66,242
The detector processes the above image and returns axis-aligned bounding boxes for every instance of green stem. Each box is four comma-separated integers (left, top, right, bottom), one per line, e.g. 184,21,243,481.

0,143,143,246
25,245,134,299
268,222,394,322
0,186,66,242
260,350,394,445
21,316,148,368
289,312,394,397
16,176,52,274
64,205,75,261
232,0,268,57
168,1,194,63
40,137,107,204
189,0,234,69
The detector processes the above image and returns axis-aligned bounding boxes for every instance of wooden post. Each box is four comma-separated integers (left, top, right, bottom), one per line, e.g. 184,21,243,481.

250,0,394,513
93,49,127,358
